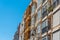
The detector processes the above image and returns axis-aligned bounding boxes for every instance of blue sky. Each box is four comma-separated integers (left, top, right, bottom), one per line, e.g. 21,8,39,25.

0,0,31,40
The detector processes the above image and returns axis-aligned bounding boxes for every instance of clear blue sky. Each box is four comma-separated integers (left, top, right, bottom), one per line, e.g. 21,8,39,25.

0,0,31,40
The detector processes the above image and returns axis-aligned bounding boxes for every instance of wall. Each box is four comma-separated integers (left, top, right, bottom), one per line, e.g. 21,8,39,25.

53,10,60,27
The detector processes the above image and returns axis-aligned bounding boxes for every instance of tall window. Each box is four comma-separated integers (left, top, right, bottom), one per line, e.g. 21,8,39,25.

37,24,41,33
42,19,48,33
42,19,48,29
31,15,37,27
31,4,36,15
37,0,41,7
42,3,47,18
53,0,60,9
37,10,41,21
31,17,35,26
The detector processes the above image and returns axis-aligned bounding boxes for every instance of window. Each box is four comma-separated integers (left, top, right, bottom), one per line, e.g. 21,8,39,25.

31,4,36,14
42,36,48,40
42,3,47,18
42,19,48,29
31,17,35,26
37,10,41,21
42,35,51,40
42,19,48,33
57,0,60,5
31,30,36,36
37,0,41,7
37,24,41,33
53,0,60,9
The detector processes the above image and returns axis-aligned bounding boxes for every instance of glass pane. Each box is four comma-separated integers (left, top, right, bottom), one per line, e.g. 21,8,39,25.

53,0,56,3
37,10,41,20
45,19,48,26
31,4,36,14
37,0,41,6
42,21,45,29
37,24,40,33
42,19,48,29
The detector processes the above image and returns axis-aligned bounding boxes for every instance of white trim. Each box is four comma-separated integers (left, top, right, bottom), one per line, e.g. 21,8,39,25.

42,32,47,37
42,16,47,21
52,25,60,33
52,5,60,14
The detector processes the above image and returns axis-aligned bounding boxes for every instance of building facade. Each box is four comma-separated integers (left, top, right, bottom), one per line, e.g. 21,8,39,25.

19,20,24,40
19,0,60,40
13,24,20,40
